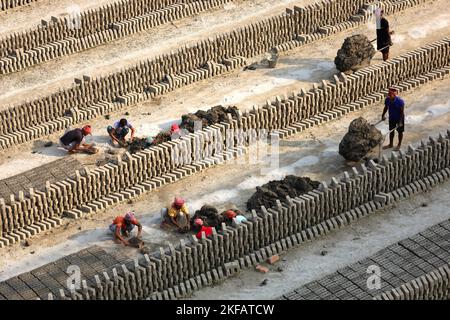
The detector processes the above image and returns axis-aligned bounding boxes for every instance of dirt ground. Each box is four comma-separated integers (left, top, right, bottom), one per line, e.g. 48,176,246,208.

0,0,449,297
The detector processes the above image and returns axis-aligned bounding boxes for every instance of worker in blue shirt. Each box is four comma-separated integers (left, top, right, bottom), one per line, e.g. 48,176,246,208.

381,87,405,151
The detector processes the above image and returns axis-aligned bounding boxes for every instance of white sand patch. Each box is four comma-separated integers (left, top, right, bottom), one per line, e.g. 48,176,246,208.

407,14,450,39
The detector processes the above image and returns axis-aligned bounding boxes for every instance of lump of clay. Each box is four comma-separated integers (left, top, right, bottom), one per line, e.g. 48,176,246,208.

247,175,320,211
191,205,222,228
334,34,376,72
180,105,240,133
339,117,383,162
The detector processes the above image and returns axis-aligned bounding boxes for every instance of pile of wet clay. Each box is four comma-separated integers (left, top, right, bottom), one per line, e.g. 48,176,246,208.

247,175,320,211
180,105,240,133
128,137,153,154
339,117,383,162
334,34,376,72
190,205,223,228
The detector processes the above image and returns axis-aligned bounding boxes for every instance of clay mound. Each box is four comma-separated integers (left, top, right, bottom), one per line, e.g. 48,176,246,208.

152,131,171,146
339,117,383,162
128,138,152,154
191,205,222,229
180,105,240,133
246,175,320,211
334,34,376,72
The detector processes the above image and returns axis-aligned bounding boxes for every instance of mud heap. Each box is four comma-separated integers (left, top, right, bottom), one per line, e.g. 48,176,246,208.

180,105,240,133
128,138,152,154
339,117,383,162
334,34,376,72
247,175,320,211
191,205,222,228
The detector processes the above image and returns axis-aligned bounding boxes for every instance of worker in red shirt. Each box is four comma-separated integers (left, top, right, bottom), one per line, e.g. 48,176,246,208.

194,218,213,239
109,212,142,246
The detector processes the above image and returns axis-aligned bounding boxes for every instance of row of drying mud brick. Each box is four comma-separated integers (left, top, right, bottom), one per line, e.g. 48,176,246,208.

0,0,36,10
0,20,447,151
0,0,433,144
281,219,450,300
0,245,129,300
0,0,433,74
0,38,448,247
1,135,444,300
0,0,233,74
375,265,450,300
0,0,368,75
42,130,450,300
0,0,201,55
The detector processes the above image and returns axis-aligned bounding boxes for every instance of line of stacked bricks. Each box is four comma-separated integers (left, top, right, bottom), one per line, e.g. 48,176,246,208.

0,38,448,248
0,0,37,10
44,130,450,300
375,265,450,300
0,0,436,151
280,220,450,300
0,0,234,74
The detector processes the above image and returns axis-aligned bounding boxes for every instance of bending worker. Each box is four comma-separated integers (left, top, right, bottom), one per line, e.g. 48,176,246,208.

59,125,96,154
382,87,405,151
109,212,142,246
107,118,136,146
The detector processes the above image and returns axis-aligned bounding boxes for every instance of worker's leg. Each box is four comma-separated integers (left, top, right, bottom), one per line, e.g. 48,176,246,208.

383,121,395,149
395,121,404,150
107,126,118,142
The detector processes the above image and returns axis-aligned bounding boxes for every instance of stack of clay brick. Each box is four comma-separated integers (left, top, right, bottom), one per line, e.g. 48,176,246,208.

0,0,234,74
0,0,37,10
0,0,438,153
45,130,450,300
0,38,448,249
281,219,450,300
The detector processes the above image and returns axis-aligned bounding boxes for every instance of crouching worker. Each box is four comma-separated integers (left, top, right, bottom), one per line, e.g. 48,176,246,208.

161,197,190,232
193,218,213,239
107,118,135,147
59,125,97,154
109,212,142,246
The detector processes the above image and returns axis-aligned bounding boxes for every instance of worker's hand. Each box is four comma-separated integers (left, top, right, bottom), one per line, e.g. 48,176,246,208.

123,240,129,246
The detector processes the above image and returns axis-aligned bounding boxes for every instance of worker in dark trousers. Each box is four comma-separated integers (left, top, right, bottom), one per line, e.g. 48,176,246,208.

381,88,405,151
376,9,394,61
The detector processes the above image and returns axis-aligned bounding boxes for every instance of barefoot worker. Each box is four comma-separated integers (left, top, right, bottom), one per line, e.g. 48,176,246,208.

381,88,405,151
59,125,97,154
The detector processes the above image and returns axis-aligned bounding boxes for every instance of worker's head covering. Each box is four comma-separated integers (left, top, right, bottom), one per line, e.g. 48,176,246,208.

224,210,237,219
173,197,185,209
119,118,128,127
194,218,204,226
170,123,180,133
82,125,92,135
388,87,398,93
124,211,136,222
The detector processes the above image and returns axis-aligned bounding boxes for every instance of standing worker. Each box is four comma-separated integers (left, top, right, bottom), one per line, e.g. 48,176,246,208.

109,212,142,246
107,118,136,147
376,9,394,61
59,125,97,154
381,88,405,151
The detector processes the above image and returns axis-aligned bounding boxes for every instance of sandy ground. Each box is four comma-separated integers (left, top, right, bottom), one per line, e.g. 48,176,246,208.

0,74,448,282
0,0,448,180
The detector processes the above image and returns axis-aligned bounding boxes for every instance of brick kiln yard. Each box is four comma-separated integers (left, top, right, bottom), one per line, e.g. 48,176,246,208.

0,0,449,300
